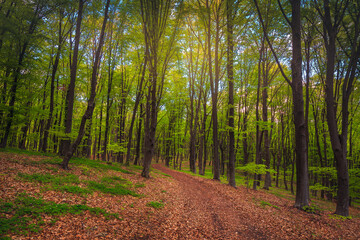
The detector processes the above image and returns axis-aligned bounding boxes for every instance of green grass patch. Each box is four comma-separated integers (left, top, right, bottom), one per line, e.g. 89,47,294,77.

101,176,128,184
18,172,80,185
55,185,92,195
87,181,138,197
0,148,56,157
72,158,134,174
0,193,118,236
146,201,164,209
259,200,280,209
128,164,143,170
28,158,62,166
135,183,145,188
328,214,352,220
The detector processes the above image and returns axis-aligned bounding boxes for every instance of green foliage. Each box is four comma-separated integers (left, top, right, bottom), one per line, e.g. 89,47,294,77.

302,204,322,214
18,172,80,185
328,214,352,220
87,181,138,197
309,167,337,180
128,165,143,170
72,158,134,174
309,167,360,201
349,168,360,202
0,148,56,157
0,193,117,236
146,201,164,209
101,176,128,184
259,200,279,209
55,185,92,195
237,162,277,175
236,163,277,188
135,183,146,188
309,183,333,192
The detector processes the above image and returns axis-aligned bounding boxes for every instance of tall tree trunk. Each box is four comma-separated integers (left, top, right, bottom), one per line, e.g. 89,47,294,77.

134,103,143,166
126,58,146,165
140,0,171,178
291,0,309,208
206,0,221,180
227,0,235,187
321,0,351,216
60,0,85,156
62,0,110,169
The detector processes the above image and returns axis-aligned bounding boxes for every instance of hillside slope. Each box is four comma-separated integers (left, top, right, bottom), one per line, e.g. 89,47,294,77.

0,151,359,239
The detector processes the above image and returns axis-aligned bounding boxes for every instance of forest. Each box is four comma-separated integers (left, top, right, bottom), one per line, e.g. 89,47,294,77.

0,0,360,235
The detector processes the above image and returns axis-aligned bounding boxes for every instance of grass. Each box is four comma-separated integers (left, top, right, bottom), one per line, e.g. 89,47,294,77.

259,200,280,209
0,193,118,236
0,148,56,157
55,185,92,195
18,172,80,185
72,157,135,174
152,169,172,178
101,176,128,184
87,181,139,197
18,172,138,197
146,201,164,209
135,183,146,188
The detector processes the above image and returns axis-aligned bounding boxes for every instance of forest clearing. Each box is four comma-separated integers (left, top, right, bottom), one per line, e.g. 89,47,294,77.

0,149,359,239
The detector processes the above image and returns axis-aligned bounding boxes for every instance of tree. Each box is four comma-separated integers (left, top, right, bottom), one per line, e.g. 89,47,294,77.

59,0,86,156
254,0,310,208
140,0,173,178
62,0,111,169
0,0,53,148
226,0,236,187
315,0,360,216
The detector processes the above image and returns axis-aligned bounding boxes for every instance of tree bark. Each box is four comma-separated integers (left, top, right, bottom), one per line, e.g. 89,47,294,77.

227,0,235,187
62,0,110,169
60,0,85,156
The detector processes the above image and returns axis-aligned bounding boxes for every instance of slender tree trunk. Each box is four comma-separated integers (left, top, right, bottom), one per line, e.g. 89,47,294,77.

126,58,146,165
60,0,85,156
62,0,110,169
134,103,143,166
227,0,235,187
291,0,309,208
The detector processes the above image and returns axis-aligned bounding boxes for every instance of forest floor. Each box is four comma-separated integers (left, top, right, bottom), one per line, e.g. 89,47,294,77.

0,150,360,239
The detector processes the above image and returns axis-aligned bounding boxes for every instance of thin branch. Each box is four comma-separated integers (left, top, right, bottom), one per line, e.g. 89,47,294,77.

253,0,292,86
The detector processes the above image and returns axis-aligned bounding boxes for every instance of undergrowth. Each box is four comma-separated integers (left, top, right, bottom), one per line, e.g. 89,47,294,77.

146,201,164,209
88,181,139,197
0,193,118,237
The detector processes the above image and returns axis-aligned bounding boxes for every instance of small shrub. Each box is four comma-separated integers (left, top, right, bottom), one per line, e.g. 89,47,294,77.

302,204,322,214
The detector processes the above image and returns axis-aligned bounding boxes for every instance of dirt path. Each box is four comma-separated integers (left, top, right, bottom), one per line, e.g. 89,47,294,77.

153,164,360,240
153,164,268,239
